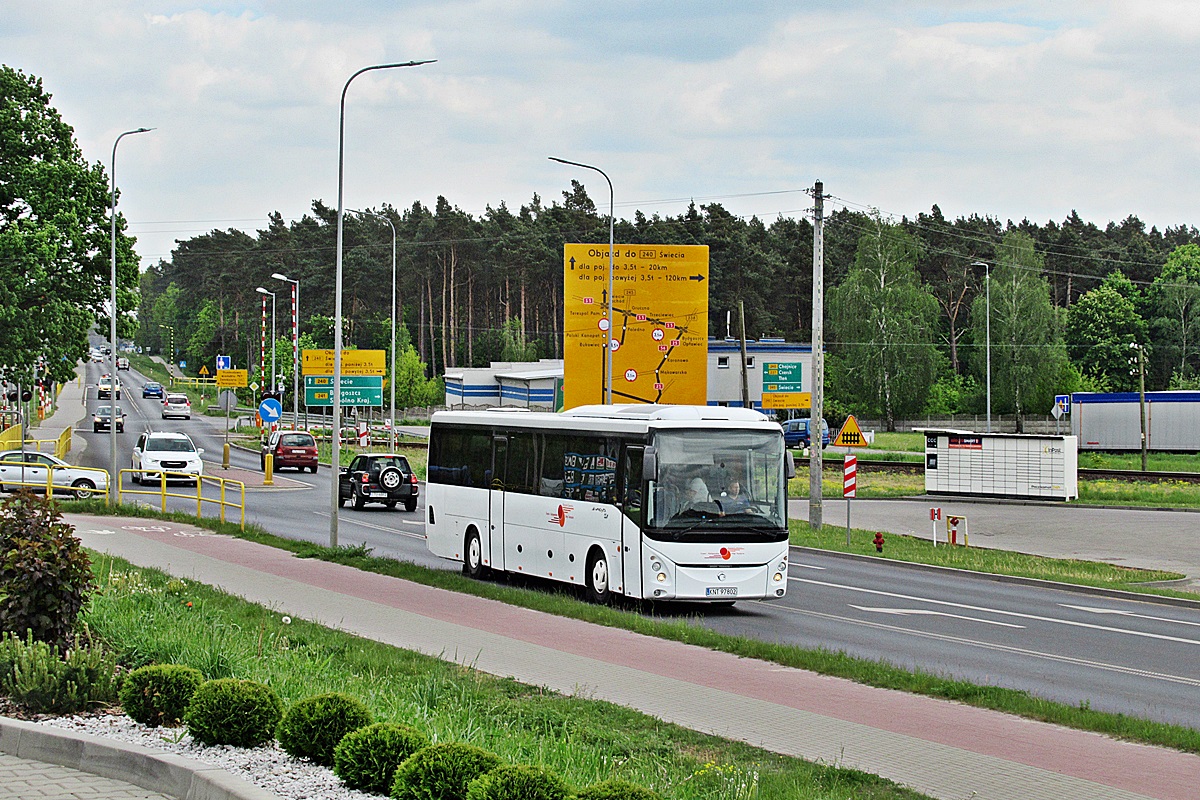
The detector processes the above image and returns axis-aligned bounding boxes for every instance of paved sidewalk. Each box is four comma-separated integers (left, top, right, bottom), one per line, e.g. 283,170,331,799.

66,514,1200,800
0,752,171,800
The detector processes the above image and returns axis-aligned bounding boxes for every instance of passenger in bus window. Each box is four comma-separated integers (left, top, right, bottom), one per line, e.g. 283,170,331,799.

685,477,710,509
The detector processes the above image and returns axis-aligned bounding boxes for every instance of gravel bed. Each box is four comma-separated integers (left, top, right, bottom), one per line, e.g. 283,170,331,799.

40,714,376,800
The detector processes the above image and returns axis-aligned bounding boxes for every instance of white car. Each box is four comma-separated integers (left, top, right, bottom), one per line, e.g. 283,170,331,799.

0,450,108,500
161,393,192,420
131,431,204,485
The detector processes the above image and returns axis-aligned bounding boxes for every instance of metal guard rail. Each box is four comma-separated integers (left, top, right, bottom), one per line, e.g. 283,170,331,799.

118,470,246,528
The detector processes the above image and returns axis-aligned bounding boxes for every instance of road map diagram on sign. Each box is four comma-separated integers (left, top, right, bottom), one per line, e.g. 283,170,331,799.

563,244,709,408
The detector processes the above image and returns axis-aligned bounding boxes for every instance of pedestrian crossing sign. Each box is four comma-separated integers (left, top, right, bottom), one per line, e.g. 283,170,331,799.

833,414,868,447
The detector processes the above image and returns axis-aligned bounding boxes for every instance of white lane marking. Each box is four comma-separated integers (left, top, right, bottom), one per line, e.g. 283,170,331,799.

793,563,826,570
313,511,424,540
758,602,1200,689
849,605,1025,629
1060,604,1200,628
789,576,1200,647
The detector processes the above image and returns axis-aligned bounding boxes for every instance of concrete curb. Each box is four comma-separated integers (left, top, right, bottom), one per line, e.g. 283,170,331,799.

0,716,276,800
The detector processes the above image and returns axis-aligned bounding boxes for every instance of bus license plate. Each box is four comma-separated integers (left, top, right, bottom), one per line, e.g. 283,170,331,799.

706,587,737,598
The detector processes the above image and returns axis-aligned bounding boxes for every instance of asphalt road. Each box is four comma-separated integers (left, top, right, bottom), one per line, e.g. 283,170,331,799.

66,361,1200,728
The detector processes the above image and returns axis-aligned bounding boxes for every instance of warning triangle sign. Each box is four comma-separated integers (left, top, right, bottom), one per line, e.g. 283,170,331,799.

198,365,211,376
833,414,868,447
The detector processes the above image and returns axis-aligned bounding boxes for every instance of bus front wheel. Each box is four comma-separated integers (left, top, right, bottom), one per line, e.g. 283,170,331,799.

464,530,487,579
586,550,611,604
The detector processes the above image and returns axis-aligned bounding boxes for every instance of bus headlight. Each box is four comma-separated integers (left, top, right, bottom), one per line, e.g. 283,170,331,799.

777,560,788,571
657,572,667,583
773,572,784,582
650,559,662,571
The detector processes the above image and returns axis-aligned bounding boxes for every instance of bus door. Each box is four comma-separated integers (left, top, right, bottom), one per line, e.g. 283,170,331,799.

620,445,645,599
489,435,507,571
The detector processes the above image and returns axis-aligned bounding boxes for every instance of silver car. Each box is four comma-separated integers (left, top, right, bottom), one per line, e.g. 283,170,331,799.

0,450,108,500
161,393,192,420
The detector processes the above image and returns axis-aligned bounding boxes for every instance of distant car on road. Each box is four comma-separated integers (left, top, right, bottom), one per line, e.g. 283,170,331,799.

92,405,126,433
261,430,319,473
0,450,107,500
161,393,191,420
97,375,121,400
781,418,830,449
338,453,418,511
142,381,164,399
116,357,130,371
130,431,203,486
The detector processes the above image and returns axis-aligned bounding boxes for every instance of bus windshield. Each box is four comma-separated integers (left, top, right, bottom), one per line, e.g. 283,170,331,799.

646,429,786,537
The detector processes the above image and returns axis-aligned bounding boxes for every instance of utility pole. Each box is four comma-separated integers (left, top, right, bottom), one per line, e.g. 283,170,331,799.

738,301,750,407
809,181,826,530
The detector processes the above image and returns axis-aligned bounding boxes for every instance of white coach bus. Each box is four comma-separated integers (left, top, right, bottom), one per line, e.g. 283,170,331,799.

425,404,794,605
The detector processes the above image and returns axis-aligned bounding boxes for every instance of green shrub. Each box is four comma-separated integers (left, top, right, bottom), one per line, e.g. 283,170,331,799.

0,630,121,714
334,722,430,795
119,664,204,727
277,691,372,766
574,779,663,800
390,742,503,800
465,764,568,800
184,678,282,747
0,492,94,650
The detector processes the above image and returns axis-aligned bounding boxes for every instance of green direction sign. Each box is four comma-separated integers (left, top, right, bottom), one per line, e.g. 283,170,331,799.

762,362,803,392
304,375,383,407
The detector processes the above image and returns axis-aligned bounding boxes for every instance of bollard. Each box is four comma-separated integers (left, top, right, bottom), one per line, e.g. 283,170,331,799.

264,452,274,486
222,442,230,469
873,531,884,553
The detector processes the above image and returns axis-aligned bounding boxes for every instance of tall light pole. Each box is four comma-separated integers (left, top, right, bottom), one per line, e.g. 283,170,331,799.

353,209,398,450
157,324,175,368
1130,342,1148,471
549,157,614,404
272,273,300,428
332,59,435,547
972,261,991,433
110,127,152,503
256,287,277,400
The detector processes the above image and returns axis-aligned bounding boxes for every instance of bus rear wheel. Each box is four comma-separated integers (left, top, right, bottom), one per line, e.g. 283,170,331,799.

464,530,487,579
586,550,611,605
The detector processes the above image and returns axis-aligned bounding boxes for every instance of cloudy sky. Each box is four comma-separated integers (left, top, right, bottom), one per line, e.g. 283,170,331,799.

5,1,1198,266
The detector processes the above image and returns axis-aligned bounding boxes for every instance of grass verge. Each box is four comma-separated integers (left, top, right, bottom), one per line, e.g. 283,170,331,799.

85,552,931,800
61,499,1200,755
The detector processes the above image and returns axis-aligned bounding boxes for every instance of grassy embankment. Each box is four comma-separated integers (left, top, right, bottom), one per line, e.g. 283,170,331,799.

65,498,1200,755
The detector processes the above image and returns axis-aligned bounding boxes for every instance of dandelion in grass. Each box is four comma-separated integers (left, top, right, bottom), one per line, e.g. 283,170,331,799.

281,616,291,625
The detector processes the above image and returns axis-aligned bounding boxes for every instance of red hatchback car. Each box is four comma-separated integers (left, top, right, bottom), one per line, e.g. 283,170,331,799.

261,430,318,473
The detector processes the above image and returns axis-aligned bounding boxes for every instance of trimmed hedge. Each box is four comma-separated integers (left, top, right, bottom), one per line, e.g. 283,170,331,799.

390,742,503,800
574,779,663,800
120,664,203,727
465,764,569,800
334,722,430,795
277,691,372,766
184,678,282,747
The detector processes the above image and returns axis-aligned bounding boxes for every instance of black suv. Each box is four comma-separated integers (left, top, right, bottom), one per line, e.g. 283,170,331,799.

338,453,419,511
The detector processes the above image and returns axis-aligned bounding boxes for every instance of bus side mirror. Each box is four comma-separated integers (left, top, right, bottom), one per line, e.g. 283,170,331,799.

784,450,796,480
642,447,658,481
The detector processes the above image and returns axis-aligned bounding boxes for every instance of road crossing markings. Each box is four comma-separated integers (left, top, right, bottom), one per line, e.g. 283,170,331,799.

789,575,1200,647
849,605,1025,628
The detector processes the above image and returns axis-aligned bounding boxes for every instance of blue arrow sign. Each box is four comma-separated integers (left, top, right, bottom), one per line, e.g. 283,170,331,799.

258,398,283,423
216,355,231,370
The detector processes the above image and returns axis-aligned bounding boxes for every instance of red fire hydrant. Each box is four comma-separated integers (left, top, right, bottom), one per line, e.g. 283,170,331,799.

873,532,885,553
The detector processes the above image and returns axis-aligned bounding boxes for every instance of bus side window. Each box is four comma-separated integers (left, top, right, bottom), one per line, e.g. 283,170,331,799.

622,446,643,524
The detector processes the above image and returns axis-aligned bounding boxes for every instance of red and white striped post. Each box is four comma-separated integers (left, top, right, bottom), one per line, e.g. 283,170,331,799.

290,282,298,425
260,296,267,389
930,506,942,546
843,455,857,545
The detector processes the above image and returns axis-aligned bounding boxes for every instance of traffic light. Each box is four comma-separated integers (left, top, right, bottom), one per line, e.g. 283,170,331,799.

20,388,32,402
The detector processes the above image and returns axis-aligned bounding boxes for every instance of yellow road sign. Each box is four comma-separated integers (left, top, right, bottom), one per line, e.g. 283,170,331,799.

833,414,868,447
760,392,811,410
215,369,248,388
301,349,386,376
198,365,210,376
562,243,709,408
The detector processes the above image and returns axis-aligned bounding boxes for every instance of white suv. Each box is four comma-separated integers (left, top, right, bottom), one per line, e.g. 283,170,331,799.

131,431,204,485
161,393,192,420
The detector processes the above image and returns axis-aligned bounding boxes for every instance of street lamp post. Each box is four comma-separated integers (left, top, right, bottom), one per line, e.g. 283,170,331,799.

110,127,152,503
972,261,992,433
1130,343,1148,471
353,210,398,450
256,287,277,401
332,59,435,548
272,273,300,428
157,325,175,367
549,157,614,404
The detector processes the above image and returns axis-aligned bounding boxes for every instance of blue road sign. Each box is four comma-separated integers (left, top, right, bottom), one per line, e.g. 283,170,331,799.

258,397,283,423
1055,394,1070,413
216,355,231,370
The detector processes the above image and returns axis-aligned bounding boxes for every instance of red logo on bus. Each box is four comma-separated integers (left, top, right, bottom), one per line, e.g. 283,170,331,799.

548,505,574,526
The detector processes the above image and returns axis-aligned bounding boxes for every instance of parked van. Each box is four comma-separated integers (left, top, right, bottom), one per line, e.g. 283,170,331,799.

781,418,830,449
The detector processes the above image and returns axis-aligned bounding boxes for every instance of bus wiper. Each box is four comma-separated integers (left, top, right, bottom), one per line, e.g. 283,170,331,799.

672,516,717,539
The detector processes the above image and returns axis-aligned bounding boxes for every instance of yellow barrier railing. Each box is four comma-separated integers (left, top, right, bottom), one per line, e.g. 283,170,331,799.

0,462,109,501
119,470,245,528
21,438,57,453
57,427,72,459
0,423,22,450
170,377,217,389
